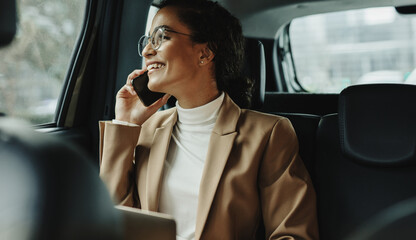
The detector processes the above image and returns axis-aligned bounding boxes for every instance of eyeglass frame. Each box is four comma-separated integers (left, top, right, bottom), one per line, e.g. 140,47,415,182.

138,26,193,56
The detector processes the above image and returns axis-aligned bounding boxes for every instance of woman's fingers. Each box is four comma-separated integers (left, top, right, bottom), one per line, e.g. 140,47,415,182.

127,84,136,96
117,84,135,98
126,69,146,85
148,94,171,111
125,69,147,96
116,69,169,125
161,94,172,104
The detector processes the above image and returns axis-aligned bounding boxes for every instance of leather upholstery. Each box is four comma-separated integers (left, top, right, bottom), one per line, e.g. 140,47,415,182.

0,118,121,240
345,196,416,240
316,84,416,239
275,112,320,182
243,38,266,110
339,84,416,166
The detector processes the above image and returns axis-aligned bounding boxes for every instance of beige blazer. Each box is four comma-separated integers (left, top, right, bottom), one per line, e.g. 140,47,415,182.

99,94,319,240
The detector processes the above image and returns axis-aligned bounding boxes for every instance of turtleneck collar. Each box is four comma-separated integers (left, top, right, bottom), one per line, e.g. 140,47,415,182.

175,92,225,125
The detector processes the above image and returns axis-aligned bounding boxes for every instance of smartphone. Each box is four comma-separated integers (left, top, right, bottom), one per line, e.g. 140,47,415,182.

131,71,165,106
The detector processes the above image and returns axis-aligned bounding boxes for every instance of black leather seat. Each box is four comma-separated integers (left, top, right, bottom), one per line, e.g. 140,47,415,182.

315,84,416,240
0,118,121,239
243,37,266,110
345,196,416,240
243,39,321,182
274,112,320,183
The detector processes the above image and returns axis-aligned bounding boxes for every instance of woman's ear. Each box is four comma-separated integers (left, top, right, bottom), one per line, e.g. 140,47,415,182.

199,46,215,65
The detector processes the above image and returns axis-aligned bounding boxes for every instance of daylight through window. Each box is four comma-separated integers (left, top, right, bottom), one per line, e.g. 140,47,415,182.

0,0,86,124
290,7,416,93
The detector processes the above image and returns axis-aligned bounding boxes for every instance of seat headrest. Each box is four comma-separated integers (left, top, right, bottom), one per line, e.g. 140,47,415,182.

0,118,121,239
243,38,266,110
339,84,416,166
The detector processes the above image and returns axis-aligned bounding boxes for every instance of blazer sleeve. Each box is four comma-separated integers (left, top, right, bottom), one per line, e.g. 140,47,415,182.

258,118,319,240
99,121,141,207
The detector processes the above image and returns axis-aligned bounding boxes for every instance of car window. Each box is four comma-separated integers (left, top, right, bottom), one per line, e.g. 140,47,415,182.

0,0,86,124
289,7,416,93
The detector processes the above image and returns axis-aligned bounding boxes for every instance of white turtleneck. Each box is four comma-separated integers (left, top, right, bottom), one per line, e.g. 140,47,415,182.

159,92,225,240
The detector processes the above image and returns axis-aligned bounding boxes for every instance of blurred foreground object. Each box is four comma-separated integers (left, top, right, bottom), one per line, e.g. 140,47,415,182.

0,118,121,240
0,0,16,47
345,196,416,240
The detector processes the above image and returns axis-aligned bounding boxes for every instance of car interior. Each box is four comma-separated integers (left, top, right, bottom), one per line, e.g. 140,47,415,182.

1,0,416,239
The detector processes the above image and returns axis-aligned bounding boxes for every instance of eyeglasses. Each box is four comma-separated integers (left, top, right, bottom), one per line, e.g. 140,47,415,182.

138,26,193,56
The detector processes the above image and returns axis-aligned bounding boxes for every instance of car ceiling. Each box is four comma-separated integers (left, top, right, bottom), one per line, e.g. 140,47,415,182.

153,0,416,38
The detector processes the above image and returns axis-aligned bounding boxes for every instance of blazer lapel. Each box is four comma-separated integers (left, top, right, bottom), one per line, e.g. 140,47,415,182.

195,94,241,239
145,110,177,212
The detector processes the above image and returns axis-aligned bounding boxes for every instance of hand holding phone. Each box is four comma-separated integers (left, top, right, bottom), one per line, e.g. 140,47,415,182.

131,71,165,106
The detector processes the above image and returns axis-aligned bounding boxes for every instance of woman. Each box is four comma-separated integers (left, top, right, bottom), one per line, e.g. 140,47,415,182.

99,0,319,239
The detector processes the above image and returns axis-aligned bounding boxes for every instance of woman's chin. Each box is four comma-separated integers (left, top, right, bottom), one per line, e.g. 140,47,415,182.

148,71,170,93
148,80,165,93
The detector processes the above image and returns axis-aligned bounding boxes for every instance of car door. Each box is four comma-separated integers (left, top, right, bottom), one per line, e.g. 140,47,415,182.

0,0,152,167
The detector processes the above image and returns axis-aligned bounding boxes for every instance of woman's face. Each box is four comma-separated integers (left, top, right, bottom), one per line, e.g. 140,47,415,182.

142,6,204,96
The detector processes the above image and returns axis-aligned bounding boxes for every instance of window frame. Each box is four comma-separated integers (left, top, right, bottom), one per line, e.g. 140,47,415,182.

274,23,306,93
51,0,96,128
284,6,416,94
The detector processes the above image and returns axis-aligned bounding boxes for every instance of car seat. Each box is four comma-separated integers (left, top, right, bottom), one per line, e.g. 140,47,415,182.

315,84,416,239
0,118,121,239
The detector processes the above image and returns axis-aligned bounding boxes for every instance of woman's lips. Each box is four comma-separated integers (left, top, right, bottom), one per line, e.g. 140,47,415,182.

147,63,166,74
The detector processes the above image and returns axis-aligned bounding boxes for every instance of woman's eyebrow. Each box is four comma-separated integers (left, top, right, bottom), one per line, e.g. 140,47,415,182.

148,25,172,36
159,24,171,29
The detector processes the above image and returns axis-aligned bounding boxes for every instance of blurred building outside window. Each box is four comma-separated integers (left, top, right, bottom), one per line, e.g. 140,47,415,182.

290,7,416,93
0,0,86,124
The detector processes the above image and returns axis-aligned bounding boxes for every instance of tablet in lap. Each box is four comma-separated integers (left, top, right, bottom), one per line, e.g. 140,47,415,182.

115,205,176,240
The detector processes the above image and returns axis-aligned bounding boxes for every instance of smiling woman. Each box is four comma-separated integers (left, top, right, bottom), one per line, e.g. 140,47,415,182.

0,0,86,124
99,0,319,239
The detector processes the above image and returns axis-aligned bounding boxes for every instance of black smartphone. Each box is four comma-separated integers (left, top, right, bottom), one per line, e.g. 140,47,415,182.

131,71,165,106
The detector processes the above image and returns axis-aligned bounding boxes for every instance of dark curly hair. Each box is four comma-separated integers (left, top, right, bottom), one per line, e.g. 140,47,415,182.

157,0,254,108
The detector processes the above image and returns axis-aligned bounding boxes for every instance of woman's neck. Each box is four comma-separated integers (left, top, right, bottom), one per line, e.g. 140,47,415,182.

175,77,220,108
177,90,220,109
175,92,224,125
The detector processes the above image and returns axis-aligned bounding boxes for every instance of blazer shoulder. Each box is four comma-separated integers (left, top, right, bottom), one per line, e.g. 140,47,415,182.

142,107,177,129
241,109,290,126
237,110,296,139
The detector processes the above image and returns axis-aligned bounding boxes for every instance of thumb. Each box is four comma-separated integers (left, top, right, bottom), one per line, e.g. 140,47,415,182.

148,94,171,111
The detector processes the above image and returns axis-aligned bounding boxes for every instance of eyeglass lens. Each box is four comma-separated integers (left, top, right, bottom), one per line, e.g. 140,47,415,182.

138,27,164,56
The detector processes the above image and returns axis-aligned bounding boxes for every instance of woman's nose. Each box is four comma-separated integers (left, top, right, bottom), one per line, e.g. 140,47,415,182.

142,42,156,57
